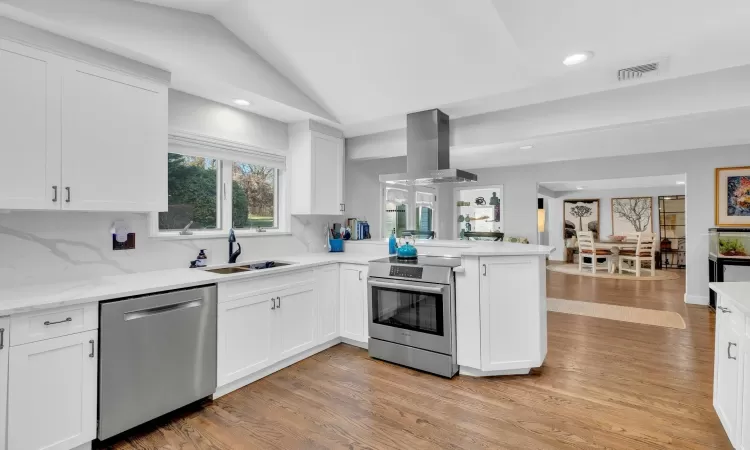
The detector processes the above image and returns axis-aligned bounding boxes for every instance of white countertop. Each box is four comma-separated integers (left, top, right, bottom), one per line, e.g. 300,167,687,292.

710,282,750,314
0,243,554,316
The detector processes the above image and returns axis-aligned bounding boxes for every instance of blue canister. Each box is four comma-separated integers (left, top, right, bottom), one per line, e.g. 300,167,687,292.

388,229,398,255
329,238,344,253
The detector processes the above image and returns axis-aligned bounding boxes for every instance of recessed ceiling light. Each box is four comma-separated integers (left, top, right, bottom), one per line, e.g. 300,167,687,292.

520,145,534,150
676,181,685,185
576,186,585,190
233,99,251,106
563,51,594,66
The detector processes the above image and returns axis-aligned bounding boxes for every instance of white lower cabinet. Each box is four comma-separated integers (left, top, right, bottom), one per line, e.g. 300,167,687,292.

0,318,8,450
316,265,340,343
714,293,750,449
217,290,275,387
8,329,98,450
339,264,369,344
276,282,317,360
217,275,318,388
478,256,545,371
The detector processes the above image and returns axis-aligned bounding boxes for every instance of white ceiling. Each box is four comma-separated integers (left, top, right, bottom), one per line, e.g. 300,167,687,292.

136,0,750,137
539,174,686,193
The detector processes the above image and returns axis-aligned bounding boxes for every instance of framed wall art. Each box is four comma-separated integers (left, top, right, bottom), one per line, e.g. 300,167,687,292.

716,166,750,227
611,197,653,235
563,199,599,239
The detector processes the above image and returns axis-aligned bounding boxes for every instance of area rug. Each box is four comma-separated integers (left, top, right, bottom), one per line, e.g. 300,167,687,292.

547,263,679,281
547,298,686,329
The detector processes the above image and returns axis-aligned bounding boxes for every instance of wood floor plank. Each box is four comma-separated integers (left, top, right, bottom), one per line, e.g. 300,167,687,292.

99,269,731,449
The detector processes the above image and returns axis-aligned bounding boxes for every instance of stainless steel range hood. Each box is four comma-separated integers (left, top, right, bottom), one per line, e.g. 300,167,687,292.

379,109,478,185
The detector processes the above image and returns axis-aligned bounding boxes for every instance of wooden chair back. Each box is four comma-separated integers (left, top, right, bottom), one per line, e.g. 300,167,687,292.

577,231,595,253
637,232,656,256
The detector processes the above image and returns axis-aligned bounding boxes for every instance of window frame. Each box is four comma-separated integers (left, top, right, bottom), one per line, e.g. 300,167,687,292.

380,184,438,239
150,134,289,239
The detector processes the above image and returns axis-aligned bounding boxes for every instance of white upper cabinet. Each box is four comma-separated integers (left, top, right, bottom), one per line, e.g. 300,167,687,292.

0,39,167,212
289,121,345,215
0,41,61,210
61,62,167,212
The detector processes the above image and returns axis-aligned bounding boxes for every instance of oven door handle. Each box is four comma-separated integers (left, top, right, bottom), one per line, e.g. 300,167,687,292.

367,280,446,294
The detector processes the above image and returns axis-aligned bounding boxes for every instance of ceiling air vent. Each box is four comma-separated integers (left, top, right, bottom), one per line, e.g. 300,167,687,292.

617,62,660,81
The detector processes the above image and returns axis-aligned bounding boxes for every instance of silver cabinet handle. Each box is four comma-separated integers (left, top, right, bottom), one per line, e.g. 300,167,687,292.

52,186,58,202
277,296,281,308
44,317,72,326
483,264,487,276
65,187,71,203
89,339,95,358
358,271,362,281
729,342,738,360
271,298,276,310
0,328,5,350
718,306,732,313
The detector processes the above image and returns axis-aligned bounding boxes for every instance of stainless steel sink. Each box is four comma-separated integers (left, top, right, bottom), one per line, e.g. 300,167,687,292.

204,267,252,275
204,261,295,275
241,261,295,271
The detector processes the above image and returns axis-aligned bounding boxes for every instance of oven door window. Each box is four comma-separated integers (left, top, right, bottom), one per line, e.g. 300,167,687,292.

371,286,444,336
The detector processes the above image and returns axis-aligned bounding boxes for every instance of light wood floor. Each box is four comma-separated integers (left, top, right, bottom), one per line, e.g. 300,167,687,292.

100,269,730,449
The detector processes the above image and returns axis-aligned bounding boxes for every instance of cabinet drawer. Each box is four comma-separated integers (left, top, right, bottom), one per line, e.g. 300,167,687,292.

220,270,314,303
10,303,98,346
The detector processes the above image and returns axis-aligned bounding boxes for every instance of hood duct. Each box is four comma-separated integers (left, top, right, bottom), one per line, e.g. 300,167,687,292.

379,109,478,185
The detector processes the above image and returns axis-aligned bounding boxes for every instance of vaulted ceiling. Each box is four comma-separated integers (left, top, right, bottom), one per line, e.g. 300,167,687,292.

136,0,750,137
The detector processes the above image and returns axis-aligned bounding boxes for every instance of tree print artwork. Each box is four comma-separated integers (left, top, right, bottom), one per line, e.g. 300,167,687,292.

612,197,652,234
563,200,599,239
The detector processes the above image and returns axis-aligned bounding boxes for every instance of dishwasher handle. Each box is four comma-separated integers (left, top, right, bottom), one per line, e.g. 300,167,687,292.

123,298,202,321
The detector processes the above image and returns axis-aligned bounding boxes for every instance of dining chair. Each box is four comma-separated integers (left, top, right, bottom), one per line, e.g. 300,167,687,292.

577,231,613,274
619,232,656,276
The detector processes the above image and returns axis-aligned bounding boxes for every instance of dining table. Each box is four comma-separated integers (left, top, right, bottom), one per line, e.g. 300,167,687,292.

595,239,638,273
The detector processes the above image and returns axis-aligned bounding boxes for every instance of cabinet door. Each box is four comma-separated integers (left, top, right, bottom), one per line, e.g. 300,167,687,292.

61,62,167,212
311,131,344,215
716,318,742,445
8,330,97,450
0,41,61,210
316,265,340,343
741,331,750,450
479,256,542,371
277,281,317,360
340,265,368,343
217,292,276,386
0,318,8,450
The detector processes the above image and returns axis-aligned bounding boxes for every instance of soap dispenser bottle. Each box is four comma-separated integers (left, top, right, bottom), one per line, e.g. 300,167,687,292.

190,249,208,268
388,228,398,255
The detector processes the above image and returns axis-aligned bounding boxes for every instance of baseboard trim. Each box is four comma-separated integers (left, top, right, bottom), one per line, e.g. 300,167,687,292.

340,337,368,349
213,338,342,399
685,293,709,305
460,366,531,377
72,442,92,450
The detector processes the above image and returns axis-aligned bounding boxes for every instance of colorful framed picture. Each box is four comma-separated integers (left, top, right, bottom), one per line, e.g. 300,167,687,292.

716,166,750,226
611,197,653,235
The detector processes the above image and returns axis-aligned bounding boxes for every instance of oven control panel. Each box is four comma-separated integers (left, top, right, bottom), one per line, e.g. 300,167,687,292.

389,265,423,279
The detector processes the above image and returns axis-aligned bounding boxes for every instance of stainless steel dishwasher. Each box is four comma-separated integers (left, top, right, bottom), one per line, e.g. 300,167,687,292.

98,285,217,441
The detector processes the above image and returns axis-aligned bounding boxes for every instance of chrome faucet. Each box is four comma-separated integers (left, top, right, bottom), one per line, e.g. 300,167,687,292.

228,228,242,263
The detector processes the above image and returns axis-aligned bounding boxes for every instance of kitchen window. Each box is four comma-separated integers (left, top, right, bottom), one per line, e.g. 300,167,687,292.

153,135,286,238
382,185,437,238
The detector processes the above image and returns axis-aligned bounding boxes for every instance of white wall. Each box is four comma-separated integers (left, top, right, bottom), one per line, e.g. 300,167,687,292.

0,0,335,122
169,90,288,151
547,186,685,261
0,93,331,289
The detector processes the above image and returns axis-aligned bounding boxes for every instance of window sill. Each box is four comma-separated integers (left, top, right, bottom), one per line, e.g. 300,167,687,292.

149,231,292,240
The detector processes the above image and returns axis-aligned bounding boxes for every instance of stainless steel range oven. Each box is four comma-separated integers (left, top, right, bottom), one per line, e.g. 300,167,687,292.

367,256,460,377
